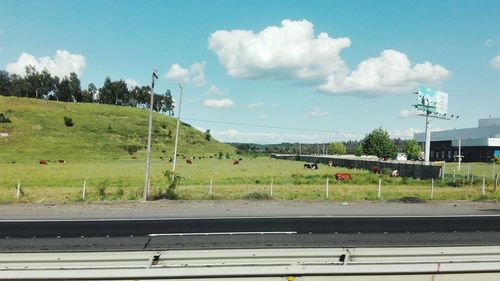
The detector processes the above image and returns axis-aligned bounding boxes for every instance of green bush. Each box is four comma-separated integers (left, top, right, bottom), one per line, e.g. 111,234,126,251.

0,113,11,123
63,116,74,127
243,191,272,200
96,180,108,200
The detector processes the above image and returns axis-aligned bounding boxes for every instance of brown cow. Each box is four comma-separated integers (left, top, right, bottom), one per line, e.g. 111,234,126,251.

39,160,48,165
373,166,382,174
233,160,240,165
186,158,193,165
335,173,352,181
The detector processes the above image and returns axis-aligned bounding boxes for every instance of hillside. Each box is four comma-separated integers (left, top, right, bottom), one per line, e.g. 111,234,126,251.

0,96,235,162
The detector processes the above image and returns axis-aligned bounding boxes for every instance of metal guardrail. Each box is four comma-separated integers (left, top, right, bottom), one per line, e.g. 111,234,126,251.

1,246,500,280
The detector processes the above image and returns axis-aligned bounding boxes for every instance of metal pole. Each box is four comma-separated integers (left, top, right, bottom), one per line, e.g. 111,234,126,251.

143,70,158,201
424,112,431,165
172,84,183,173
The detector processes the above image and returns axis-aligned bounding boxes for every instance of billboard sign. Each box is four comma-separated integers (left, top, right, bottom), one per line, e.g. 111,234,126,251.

416,87,448,115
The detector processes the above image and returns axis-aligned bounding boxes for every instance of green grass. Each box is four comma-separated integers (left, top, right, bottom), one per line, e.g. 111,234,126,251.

1,157,498,203
0,96,235,162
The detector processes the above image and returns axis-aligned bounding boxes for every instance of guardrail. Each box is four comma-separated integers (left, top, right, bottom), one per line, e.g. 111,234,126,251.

272,154,441,179
1,246,500,280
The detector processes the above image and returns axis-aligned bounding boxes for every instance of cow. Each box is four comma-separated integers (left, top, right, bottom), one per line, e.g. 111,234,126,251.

58,160,65,164
39,160,48,165
239,158,243,161
186,158,193,165
304,163,318,170
233,160,240,165
373,166,382,174
328,160,333,167
169,158,173,163
335,173,353,181
304,163,312,169
391,170,400,177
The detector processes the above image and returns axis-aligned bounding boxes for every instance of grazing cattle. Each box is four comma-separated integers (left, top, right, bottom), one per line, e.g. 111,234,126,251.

335,173,353,181
233,160,240,165
39,160,48,165
328,160,333,167
186,158,192,165
391,170,400,177
58,160,65,164
373,166,382,174
304,163,318,170
239,158,243,161
169,158,173,162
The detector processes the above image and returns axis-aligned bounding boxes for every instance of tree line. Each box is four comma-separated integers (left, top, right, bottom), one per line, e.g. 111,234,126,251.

0,66,175,115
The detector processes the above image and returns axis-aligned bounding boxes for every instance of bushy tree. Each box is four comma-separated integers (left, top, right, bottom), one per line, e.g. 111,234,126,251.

404,139,421,160
361,127,396,159
204,129,211,141
329,142,346,155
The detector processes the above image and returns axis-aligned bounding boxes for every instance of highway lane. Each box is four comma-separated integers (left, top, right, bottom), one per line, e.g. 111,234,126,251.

1,215,500,238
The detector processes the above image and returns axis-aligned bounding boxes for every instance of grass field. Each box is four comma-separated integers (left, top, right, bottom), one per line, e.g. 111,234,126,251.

1,157,498,203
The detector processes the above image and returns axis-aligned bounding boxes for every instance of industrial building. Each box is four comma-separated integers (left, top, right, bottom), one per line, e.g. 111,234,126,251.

414,117,500,162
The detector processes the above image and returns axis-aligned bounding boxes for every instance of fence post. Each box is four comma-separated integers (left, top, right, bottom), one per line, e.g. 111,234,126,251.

482,176,486,197
442,162,446,182
493,162,496,181
467,163,471,180
82,178,87,200
326,178,329,199
495,174,498,193
377,178,382,199
470,176,474,188
431,178,434,200
209,179,213,196
452,169,456,183
270,179,274,197
16,180,21,200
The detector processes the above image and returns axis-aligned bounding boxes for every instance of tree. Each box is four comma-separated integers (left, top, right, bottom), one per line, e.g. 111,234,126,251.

56,77,73,102
69,72,82,102
164,90,175,116
0,71,11,96
404,139,421,161
353,145,363,156
361,127,396,159
204,129,211,141
329,142,346,155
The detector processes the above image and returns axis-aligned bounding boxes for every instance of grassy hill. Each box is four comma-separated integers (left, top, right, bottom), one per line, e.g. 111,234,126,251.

0,96,235,162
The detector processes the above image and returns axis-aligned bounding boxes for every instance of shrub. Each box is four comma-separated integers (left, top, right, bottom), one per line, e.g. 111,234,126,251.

123,144,143,155
96,180,108,200
151,171,181,200
115,187,124,199
243,191,272,200
0,113,11,123
63,116,74,127
494,157,500,165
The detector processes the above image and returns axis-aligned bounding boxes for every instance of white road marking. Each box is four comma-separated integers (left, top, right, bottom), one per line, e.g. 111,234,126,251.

148,231,297,237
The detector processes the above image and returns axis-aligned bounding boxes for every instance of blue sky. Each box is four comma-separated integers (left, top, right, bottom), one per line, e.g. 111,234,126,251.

1,0,499,144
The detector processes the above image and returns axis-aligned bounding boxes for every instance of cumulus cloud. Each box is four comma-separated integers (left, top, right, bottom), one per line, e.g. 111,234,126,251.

203,98,234,108
484,36,500,47
387,128,424,139
490,55,500,70
165,62,206,86
319,50,450,94
125,79,138,89
398,108,420,118
206,85,224,95
212,129,361,144
307,107,328,118
248,102,264,109
6,50,86,77
209,19,450,95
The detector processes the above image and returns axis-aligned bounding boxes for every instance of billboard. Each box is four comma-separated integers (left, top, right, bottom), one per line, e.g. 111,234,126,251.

416,87,448,115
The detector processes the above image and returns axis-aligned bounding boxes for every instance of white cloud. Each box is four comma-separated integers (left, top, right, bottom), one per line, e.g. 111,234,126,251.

203,98,234,108
209,19,450,95
490,55,500,70
125,79,138,89
165,62,206,86
257,114,267,120
398,108,420,118
388,128,424,139
6,50,86,78
319,50,450,95
484,36,500,47
307,107,328,118
248,102,264,109
206,85,225,95
209,19,351,81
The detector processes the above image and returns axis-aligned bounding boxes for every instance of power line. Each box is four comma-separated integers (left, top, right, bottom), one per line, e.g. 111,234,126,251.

183,117,368,136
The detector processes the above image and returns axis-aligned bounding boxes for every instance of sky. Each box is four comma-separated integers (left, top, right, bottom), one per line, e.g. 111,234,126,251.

1,0,499,144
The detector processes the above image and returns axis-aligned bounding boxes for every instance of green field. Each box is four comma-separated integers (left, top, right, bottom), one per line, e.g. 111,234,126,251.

1,157,498,203
1,96,498,203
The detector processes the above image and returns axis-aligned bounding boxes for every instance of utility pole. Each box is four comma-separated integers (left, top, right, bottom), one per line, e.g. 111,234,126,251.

424,111,431,165
172,84,183,172
458,138,462,171
143,69,158,201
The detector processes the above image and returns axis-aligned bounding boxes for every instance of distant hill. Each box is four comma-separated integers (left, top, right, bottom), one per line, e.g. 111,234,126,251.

0,96,235,162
